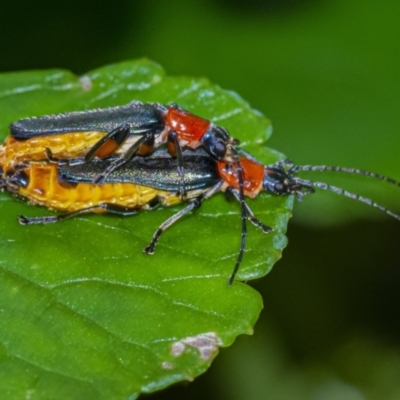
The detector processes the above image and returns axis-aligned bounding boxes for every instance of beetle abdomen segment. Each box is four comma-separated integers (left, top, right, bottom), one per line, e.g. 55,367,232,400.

12,162,180,212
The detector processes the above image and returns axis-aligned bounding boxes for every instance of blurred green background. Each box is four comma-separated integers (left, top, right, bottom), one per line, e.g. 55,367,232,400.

1,1,399,399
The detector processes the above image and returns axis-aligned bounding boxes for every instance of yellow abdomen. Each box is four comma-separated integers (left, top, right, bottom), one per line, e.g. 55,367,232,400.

0,132,105,173
17,162,182,212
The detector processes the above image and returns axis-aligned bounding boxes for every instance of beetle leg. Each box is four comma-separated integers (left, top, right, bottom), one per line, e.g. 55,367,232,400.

43,148,82,166
85,124,131,161
144,180,223,254
167,130,186,199
44,124,131,167
143,199,201,255
17,202,162,225
226,187,273,234
225,183,273,286
93,132,155,184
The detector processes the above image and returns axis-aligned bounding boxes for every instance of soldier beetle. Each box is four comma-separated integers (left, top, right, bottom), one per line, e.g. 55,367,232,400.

2,146,399,284
6,101,239,195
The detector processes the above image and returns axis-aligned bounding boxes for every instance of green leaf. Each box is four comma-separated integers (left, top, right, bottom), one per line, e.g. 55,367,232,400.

0,59,292,399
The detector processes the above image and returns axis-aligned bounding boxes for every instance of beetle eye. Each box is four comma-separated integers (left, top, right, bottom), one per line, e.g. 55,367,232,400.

213,140,227,157
201,128,230,159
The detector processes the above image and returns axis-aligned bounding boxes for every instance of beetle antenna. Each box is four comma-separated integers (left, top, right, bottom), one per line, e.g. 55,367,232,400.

292,165,400,188
294,178,400,221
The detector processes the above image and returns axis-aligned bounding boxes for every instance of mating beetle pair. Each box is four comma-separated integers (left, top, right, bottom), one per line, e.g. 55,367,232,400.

1,101,400,284
5,101,237,193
